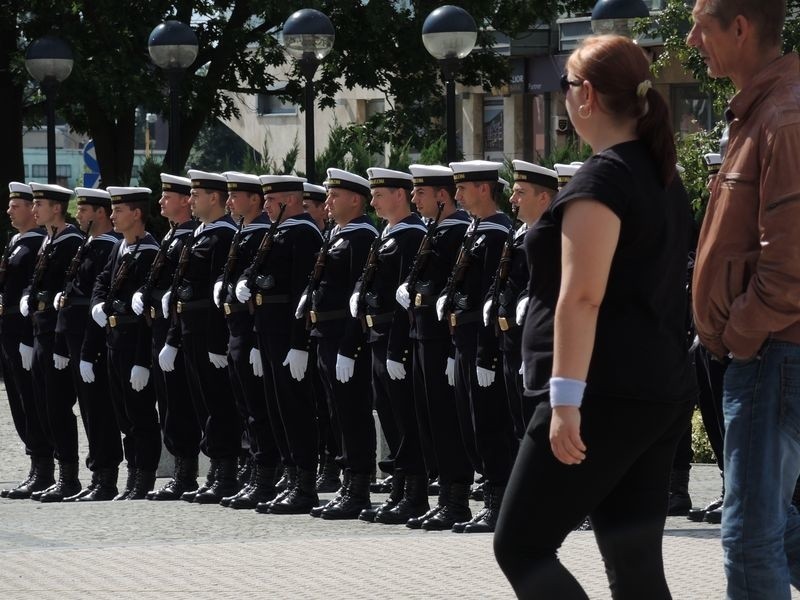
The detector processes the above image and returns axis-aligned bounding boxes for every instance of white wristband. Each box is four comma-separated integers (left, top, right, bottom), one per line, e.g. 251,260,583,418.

549,376,586,408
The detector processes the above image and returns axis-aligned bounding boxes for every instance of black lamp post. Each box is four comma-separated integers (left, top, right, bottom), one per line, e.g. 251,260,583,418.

281,8,335,184
25,35,74,184
591,0,650,36
422,5,477,164
148,20,199,175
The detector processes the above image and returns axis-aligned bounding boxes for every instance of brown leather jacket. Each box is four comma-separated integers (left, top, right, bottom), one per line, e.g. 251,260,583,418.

693,53,800,360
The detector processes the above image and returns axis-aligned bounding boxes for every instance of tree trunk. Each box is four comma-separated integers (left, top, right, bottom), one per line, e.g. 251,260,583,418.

0,13,25,232
86,99,136,187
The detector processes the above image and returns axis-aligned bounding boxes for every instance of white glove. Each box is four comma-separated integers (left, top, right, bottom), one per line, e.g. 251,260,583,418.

130,365,150,392
515,296,529,326
159,344,178,372
335,353,355,383
294,293,307,320
213,280,223,308
161,291,172,319
19,343,33,371
386,359,406,381
53,353,69,370
131,291,145,316
436,295,447,322
518,363,524,376
445,357,455,387
395,282,410,310
249,347,263,377
80,360,95,383
209,352,228,369
476,365,495,388
283,349,309,381
235,279,251,303
91,302,107,327
53,292,63,311
483,299,492,327
349,292,360,319
20,295,29,317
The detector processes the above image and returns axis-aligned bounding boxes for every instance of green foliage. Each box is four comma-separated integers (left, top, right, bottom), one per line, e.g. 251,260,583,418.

675,122,726,222
311,123,372,178
242,138,300,175
538,139,592,169
186,120,251,173
691,407,716,464
416,137,448,165
138,157,170,240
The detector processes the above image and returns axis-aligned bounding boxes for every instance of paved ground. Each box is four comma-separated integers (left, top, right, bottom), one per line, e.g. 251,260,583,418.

0,384,796,599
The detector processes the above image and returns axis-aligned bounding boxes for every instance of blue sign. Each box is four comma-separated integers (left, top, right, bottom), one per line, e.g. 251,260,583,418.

83,140,100,188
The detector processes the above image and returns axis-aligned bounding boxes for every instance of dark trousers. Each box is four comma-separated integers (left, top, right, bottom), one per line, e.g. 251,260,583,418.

316,336,375,473
494,396,691,600
107,344,161,472
228,334,279,467
152,320,201,459
371,341,400,472
0,332,52,459
309,341,339,464
66,333,122,470
182,332,241,460
454,344,516,485
502,349,528,442
32,330,78,463
262,335,318,471
372,338,425,476
695,346,725,469
413,338,472,484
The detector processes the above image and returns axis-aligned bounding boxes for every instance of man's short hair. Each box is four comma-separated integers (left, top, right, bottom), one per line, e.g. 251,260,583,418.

704,0,784,48
123,200,150,220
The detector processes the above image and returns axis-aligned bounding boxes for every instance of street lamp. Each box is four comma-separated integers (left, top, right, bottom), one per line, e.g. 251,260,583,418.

281,8,335,184
422,5,477,164
25,35,74,184
148,20,199,175
591,0,650,36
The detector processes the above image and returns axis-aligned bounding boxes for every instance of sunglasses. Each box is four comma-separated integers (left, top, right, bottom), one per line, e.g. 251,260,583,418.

560,73,583,93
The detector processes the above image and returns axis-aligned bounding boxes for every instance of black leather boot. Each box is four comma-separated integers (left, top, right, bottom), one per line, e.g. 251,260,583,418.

422,483,472,531
113,467,137,501
321,471,371,520
231,465,277,510
667,469,692,516
310,471,350,518
360,473,405,522
427,476,440,497
316,458,341,493
376,474,430,525
371,474,393,494
39,462,82,503
2,459,35,498
11,457,55,500
237,455,252,488
275,466,292,492
149,456,199,501
64,470,99,502
407,482,450,529
126,469,156,500
462,485,504,533
77,467,119,502
268,467,319,514
194,458,238,504
181,461,215,503
257,466,297,512
470,480,485,501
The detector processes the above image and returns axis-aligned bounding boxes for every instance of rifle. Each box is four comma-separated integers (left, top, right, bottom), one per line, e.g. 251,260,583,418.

245,203,286,314
354,219,385,330
28,226,58,312
218,216,245,308
0,231,15,292
489,205,519,334
303,217,336,330
406,201,444,314
104,237,142,322
167,224,198,319
439,216,483,333
140,220,180,323
59,221,93,308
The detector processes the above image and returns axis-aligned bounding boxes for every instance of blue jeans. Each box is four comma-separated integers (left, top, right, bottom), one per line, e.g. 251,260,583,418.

722,340,800,599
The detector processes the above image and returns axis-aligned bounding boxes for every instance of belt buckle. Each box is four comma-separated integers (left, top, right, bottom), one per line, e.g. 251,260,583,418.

109,315,117,328
59,295,66,309
414,293,422,307
223,303,232,315
309,310,318,323
498,316,509,331
366,314,374,328
176,301,184,314
150,306,157,319
37,301,46,311
255,293,263,306
449,312,457,328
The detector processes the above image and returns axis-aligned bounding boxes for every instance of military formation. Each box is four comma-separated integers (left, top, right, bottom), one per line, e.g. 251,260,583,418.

0,159,562,532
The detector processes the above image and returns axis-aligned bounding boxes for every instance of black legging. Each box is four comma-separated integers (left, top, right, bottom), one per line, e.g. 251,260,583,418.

494,394,691,599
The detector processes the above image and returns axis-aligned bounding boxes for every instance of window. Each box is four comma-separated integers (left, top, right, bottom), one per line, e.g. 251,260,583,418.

31,164,47,178
257,93,298,116
671,84,719,134
56,165,71,178
483,97,504,157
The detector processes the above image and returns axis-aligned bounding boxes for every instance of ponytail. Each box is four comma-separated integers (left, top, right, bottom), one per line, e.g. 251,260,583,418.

637,87,676,187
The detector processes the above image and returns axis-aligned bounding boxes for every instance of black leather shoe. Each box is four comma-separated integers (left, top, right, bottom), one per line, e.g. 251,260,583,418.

77,468,119,502
461,485,504,533
64,471,99,502
10,457,54,500
705,505,722,524
375,475,430,525
231,465,277,510
113,468,137,501
311,472,350,517
268,468,319,514
39,462,82,503
688,495,723,522
182,461,216,503
321,472,371,520
422,483,472,531
194,458,238,504
316,458,341,493
125,469,156,500
360,473,404,522
667,469,692,516
2,460,35,498
149,456,199,501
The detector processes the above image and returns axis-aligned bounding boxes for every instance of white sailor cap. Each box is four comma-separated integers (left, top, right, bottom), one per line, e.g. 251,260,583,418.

75,187,112,208
8,182,33,201
187,169,228,192
259,175,306,194
324,168,370,198
29,182,73,203
703,153,722,174
223,172,263,194
408,164,454,187
570,161,584,166
160,174,192,196
303,182,327,203
498,177,510,189
511,160,558,191
449,160,503,183
366,167,413,190
553,163,581,187
107,186,152,204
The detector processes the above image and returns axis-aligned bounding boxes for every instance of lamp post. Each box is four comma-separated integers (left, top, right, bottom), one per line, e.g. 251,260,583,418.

145,112,158,159
148,20,199,175
422,5,477,164
590,0,650,37
281,9,335,184
25,35,74,184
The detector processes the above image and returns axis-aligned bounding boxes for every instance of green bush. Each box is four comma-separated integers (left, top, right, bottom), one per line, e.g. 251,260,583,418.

691,407,716,464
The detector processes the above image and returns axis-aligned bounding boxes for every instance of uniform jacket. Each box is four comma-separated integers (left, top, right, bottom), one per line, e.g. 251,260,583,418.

0,228,45,346
485,223,528,353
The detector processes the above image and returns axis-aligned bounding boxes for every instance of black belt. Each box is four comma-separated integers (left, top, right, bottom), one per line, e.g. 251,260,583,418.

255,293,289,306
223,302,249,315
309,309,348,323
0,304,20,316
176,299,211,314
448,310,481,328
108,314,138,328
61,296,90,308
365,312,394,328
